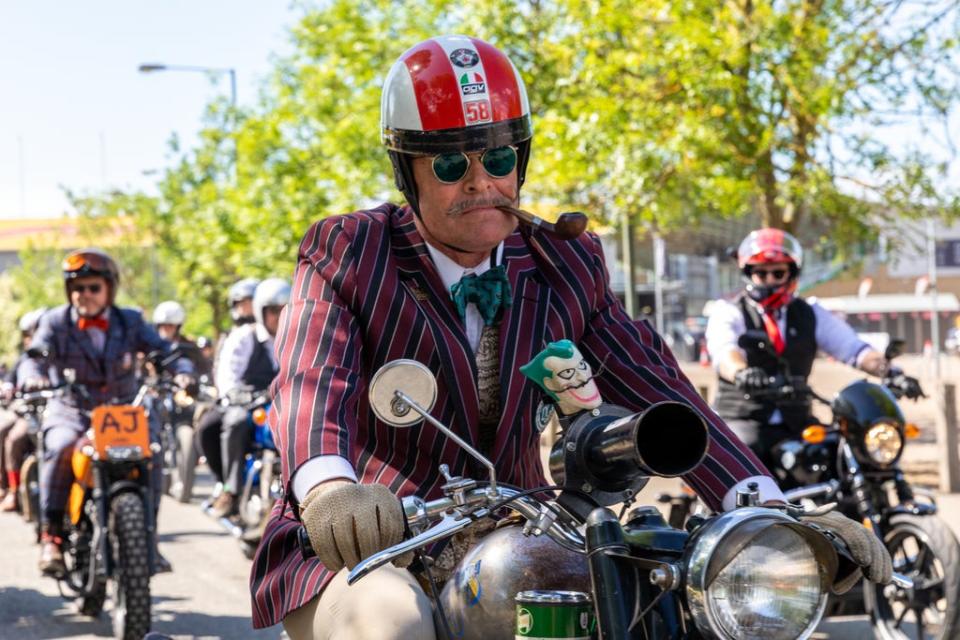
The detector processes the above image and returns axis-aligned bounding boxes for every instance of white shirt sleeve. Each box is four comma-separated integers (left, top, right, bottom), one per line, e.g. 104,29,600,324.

810,301,870,365
721,475,786,511
292,455,359,501
215,326,255,395
705,299,746,368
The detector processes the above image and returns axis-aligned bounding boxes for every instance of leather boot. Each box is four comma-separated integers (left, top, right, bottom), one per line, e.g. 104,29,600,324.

39,526,66,577
210,491,238,518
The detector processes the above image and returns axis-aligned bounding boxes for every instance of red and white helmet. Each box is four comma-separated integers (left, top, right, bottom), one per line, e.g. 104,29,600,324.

737,228,804,309
737,228,804,270
381,35,533,209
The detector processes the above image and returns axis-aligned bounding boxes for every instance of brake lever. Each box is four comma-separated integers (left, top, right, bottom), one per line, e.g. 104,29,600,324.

346,510,483,585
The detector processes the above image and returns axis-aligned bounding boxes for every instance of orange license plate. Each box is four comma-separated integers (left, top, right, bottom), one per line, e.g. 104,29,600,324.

90,405,150,459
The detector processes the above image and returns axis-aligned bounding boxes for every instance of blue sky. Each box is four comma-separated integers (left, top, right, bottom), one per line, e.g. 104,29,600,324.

0,1,300,218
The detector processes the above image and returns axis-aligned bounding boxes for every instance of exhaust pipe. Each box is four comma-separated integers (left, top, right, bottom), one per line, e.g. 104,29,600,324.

586,402,709,481
552,401,710,516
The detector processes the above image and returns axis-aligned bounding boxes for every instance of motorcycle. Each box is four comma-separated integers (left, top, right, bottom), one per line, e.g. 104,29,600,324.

298,359,907,639
735,332,960,639
49,369,161,640
161,374,216,504
13,386,59,537
202,387,279,558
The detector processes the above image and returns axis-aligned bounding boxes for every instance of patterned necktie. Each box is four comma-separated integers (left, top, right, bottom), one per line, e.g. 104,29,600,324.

450,266,512,326
761,310,785,355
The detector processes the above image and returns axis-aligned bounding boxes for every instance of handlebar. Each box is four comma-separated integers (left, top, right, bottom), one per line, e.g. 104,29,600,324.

346,485,585,585
743,376,832,406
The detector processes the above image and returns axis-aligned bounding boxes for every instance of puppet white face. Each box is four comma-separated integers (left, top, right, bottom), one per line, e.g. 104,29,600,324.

542,350,601,415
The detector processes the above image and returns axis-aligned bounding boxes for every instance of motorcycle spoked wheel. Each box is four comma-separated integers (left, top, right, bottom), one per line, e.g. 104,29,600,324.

108,492,152,640
866,514,960,640
169,424,198,504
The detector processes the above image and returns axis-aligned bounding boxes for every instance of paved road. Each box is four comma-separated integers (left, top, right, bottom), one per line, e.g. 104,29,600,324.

0,470,279,640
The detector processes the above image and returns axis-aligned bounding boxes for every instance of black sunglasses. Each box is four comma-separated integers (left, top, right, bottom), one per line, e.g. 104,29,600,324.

69,283,103,294
751,268,788,280
430,146,518,184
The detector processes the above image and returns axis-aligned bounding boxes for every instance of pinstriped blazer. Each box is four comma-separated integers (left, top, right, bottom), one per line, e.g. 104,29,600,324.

249,204,768,628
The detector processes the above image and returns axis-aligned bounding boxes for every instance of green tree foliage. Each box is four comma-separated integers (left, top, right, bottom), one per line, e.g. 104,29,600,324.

20,0,957,342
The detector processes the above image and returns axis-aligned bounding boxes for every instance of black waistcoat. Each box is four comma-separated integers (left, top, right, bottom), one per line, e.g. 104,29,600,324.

714,295,817,431
241,335,278,392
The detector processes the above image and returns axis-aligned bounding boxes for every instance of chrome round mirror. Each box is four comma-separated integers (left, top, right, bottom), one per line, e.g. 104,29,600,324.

369,359,437,427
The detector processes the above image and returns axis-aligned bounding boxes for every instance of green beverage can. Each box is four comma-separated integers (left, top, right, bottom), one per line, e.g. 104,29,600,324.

515,590,595,640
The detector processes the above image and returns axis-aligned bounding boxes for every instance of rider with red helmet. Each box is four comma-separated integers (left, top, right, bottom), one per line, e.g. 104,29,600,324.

707,228,921,468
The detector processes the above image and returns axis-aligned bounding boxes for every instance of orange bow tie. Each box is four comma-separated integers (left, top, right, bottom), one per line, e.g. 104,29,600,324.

77,316,109,332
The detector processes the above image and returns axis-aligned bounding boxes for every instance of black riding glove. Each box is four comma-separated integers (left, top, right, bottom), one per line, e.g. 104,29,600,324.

886,368,924,400
734,366,770,392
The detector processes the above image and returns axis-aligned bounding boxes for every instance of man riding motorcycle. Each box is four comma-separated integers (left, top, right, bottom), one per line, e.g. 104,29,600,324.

0,307,47,511
196,278,259,510
202,278,285,518
249,36,892,639
152,300,212,378
706,228,923,470
19,249,195,576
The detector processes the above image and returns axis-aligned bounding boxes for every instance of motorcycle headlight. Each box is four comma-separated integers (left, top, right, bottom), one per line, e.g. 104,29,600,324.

864,421,902,465
686,508,830,640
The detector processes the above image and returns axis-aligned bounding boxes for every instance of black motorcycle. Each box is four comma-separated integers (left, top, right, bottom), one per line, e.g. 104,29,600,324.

297,359,907,640
738,333,960,639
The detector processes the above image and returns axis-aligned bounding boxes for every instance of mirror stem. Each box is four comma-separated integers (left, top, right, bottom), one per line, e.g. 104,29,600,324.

395,391,498,495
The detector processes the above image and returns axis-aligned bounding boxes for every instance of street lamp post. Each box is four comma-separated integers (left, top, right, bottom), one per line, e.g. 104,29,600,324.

138,63,237,107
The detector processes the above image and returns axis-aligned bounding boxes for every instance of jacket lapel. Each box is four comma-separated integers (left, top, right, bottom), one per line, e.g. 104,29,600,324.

390,207,480,446
493,228,550,464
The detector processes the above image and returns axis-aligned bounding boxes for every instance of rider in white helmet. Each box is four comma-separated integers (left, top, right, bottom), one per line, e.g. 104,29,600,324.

203,278,289,518
151,300,211,378
0,307,47,511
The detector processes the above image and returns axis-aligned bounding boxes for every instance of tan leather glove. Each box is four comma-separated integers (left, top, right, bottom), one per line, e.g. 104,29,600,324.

300,480,408,572
801,510,893,593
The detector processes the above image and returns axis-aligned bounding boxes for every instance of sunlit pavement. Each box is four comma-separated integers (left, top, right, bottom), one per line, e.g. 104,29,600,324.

0,470,278,640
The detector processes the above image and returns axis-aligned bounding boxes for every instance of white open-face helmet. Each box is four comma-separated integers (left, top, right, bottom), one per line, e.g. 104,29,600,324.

253,278,291,327
152,300,186,326
19,308,47,334
381,35,533,213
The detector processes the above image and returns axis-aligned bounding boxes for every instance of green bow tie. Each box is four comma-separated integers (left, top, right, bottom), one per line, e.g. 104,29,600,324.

450,265,512,326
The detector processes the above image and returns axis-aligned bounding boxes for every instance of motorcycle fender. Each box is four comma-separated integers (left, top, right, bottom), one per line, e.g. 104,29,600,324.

107,480,144,500
883,503,938,521
68,482,87,525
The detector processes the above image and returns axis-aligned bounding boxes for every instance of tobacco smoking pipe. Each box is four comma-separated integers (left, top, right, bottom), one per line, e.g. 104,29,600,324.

498,205,588,240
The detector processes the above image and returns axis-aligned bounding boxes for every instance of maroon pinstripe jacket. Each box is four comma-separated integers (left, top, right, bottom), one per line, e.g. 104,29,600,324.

249,203,769,628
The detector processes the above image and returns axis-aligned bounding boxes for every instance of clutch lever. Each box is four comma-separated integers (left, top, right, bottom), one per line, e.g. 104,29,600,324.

347,509,484,585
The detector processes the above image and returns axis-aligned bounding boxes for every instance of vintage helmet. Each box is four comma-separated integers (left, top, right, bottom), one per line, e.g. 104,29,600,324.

381,35,533,213
62,248,120,304
228,278,260,305
228,278,260,323
18,307,47,334
737,228,803,310
152,300,186,326
438,526,590,639
253,278,291,327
